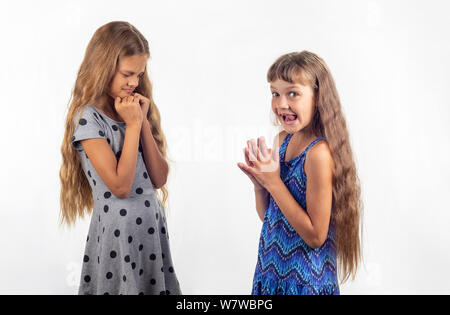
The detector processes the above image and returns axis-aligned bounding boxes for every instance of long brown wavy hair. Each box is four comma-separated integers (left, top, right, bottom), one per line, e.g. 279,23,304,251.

268,51,363,283
59,21,169,227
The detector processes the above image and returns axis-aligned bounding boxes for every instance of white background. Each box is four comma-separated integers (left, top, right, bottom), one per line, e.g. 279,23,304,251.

0,0,449,294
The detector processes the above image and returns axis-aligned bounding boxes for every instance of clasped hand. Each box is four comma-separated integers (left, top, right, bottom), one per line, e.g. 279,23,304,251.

237,136,281,192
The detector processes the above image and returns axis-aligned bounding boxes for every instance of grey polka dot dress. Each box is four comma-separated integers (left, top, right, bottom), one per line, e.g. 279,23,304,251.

71,104,181,295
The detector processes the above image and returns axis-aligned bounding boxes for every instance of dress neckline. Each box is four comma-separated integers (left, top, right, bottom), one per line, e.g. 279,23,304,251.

281,133,325,163
90,104,126,125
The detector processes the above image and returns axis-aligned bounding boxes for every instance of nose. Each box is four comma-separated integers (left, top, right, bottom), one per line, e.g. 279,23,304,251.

276,95,290,109
128,76,139,87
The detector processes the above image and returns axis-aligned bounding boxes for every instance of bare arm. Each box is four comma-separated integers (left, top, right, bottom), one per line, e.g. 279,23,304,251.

266,141,334,248
238,131,288,222
254,187,269,222
140,120,169,189
80,123,141,198
254,131,289,221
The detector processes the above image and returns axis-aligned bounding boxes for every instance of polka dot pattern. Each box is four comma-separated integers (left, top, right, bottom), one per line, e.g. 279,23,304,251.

74,105,180,295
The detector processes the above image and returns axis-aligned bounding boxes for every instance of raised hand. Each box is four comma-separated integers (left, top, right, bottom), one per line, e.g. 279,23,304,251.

114,94,143,128
237,136,281,192
132,92,150,121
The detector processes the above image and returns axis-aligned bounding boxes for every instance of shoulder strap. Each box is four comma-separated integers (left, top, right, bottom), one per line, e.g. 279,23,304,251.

279,133,293,162
303,137,326,155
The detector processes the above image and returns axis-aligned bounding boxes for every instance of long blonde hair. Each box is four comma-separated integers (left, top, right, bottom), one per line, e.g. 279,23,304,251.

59,21,169,227
268,51,363,283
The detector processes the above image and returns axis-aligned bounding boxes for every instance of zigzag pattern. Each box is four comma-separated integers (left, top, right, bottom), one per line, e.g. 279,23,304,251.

258,232,337,269
255,243,338,281
252,135,339,295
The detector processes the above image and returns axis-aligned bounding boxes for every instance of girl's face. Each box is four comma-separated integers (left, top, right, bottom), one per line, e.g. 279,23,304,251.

270,78,316,134
108,54,149,98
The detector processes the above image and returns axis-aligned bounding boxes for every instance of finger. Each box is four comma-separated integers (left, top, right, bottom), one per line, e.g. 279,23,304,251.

256,137,263,160
238,163,260,183
114,97,122,109
251,139,258,157
256,142,263,162
246,141,254,162
237,163,258,183
254,138,266,163
248,144,258,163
259,137,269,160
237,162,253,175
246,140,254,161
244,148,253,167
241,164,262,187
245,147,259,167
258,137,270,162
250,139,258,161
249,140,262,167
243,148,250,165
272,146,280,162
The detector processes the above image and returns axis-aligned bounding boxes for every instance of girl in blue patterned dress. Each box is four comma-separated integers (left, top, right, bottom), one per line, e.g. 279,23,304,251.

237,51,362,295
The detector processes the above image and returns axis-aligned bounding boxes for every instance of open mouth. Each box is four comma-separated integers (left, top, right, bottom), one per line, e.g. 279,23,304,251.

280,113,298,124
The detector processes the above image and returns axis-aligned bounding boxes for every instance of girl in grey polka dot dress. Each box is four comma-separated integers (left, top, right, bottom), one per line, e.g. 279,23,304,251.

59,21,181,295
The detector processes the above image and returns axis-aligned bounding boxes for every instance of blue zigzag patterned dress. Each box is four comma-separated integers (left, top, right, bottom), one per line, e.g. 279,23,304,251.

251,134,339,295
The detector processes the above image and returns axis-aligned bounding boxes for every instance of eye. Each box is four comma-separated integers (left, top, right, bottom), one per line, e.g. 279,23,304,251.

288,91,299,97
271,92,279,97
122,73,144,78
